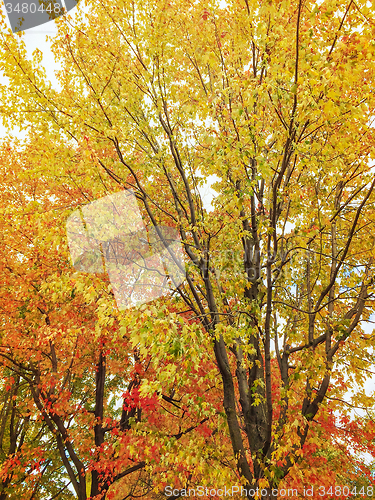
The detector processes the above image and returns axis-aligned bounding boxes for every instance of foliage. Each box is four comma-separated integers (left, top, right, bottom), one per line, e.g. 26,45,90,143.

0,0,374,498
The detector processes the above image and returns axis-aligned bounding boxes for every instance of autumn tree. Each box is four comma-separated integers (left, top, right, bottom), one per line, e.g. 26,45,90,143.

0,140,229,499
0,0,375,497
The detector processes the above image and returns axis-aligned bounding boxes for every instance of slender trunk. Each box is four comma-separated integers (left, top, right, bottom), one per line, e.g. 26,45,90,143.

91,350,106,498
213,335,253,486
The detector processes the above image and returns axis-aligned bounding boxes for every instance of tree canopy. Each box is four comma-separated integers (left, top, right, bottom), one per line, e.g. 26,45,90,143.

0,0,374,498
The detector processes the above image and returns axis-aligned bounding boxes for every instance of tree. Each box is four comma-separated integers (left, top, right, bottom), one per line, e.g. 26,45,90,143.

0,139,230,499
0,0,375,497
